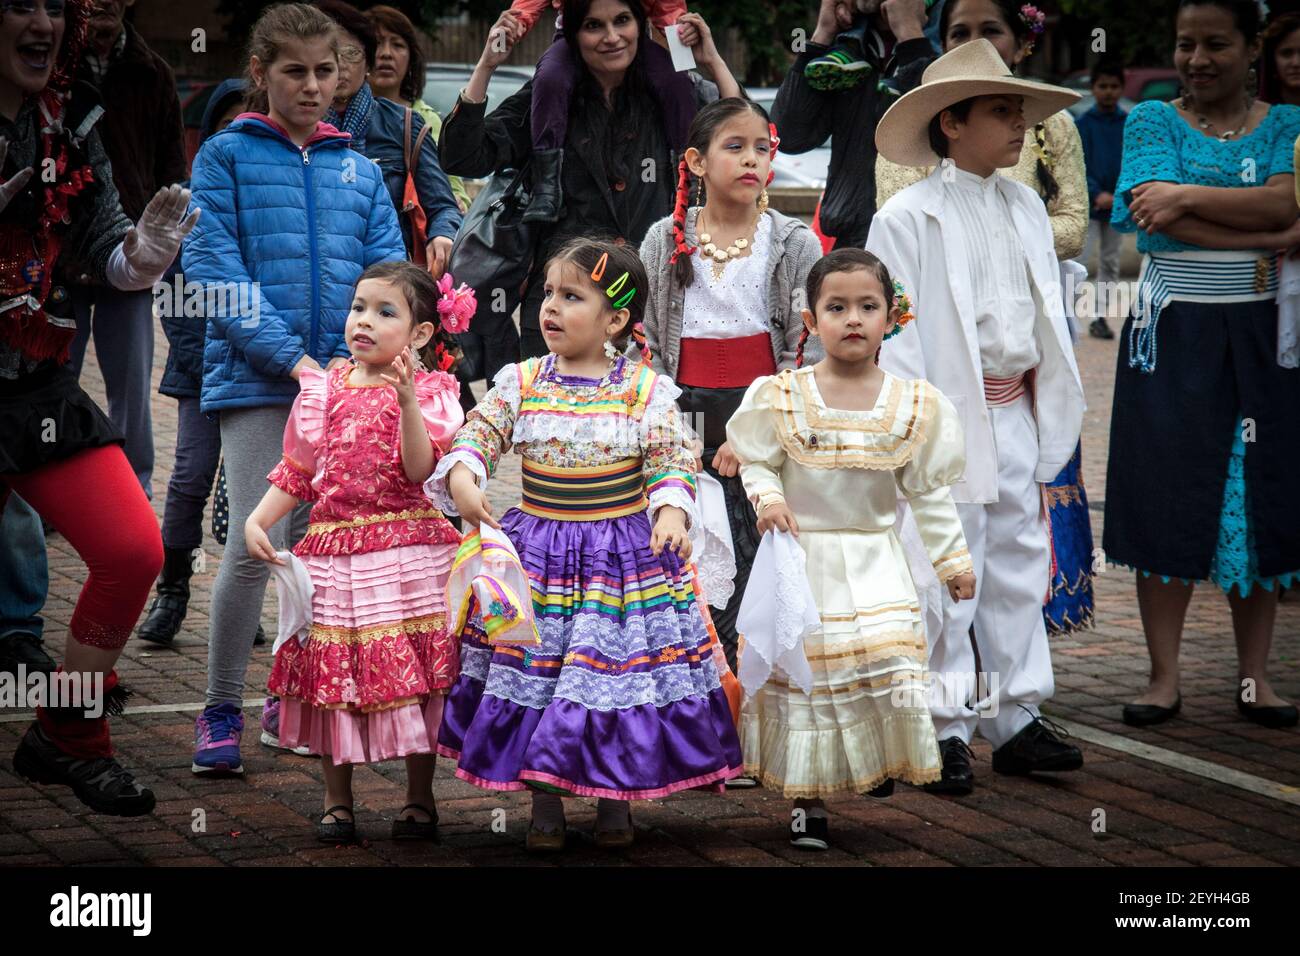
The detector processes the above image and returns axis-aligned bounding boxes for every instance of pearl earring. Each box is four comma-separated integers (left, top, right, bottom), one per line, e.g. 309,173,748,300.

603,340,619,360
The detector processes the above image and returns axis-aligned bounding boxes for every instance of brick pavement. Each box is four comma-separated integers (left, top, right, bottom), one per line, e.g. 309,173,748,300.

1,310,1298,867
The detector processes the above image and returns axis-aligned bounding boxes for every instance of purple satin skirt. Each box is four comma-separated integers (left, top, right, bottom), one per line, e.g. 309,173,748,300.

437,507,743,799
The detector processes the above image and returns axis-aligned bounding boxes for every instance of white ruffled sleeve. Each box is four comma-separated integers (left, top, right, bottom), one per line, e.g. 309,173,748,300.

896,384,973,584
639,373,699,528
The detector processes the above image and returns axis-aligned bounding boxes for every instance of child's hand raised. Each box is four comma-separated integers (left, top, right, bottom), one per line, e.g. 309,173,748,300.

448,462,501,530
381,347,419,406
245,519,286,566
651,507,692,561
756,499,799,537
946,571,976,602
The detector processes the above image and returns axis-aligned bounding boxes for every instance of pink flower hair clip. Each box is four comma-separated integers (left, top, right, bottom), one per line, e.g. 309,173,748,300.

435,273,476,335
1019,4,1046,55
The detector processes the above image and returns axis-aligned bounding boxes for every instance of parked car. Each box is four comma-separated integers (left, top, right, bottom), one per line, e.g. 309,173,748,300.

422,62,536,121
1062,67,1178,103
748,87,830,190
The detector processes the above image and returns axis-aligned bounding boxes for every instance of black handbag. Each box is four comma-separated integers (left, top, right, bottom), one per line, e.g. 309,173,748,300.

448,163,537,382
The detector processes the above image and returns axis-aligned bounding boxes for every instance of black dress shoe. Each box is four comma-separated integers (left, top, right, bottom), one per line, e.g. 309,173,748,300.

1122,696,1182,727
391,802,440,841
0,632,57,675
1237,697,1299,729
992,714,1083,775
253,624,267,647
923,737,975,795
315,805,357,844
790,812,829,851
13,723,156,817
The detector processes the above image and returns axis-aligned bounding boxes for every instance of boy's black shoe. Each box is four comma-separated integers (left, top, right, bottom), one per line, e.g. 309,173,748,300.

1089,317,1115,340
13,723,156,817
0,632,56,675
790,812,829,851
923,736,975,795
991,714,1083,775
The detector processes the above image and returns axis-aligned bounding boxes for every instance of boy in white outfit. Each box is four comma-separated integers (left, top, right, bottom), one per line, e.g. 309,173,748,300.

867,40,1087,795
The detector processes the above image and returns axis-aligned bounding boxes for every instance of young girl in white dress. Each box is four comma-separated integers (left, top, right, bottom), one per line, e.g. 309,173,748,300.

726,248,976,851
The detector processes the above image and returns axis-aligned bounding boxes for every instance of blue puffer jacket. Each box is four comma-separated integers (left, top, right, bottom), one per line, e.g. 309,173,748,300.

185,114,406,413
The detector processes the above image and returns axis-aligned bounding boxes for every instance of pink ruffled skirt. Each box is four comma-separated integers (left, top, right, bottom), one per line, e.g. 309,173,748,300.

269,543,460,765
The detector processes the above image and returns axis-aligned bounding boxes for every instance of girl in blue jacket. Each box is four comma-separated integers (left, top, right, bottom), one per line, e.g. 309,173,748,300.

181,1,407,776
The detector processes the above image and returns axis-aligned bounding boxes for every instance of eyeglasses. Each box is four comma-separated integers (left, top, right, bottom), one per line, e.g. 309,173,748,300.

338,45,365,64
2,0,66,17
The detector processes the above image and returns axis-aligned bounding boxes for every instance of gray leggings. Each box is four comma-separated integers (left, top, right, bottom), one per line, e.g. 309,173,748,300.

207,405,311,706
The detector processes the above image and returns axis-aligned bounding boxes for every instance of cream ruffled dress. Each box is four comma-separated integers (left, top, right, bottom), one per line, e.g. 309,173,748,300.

726,367,974,797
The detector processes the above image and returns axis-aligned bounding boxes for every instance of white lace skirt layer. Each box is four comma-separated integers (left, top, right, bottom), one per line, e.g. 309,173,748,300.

740,527,943,797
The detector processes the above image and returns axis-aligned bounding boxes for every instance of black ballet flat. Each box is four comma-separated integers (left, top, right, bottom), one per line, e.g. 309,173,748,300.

1236,697,1299,729
1122,696,1182,727
866,778,894,798
315,804,356,844
391,802,440,841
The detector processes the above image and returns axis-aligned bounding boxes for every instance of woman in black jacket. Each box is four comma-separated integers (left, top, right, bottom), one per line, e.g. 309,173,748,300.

442,0,739,361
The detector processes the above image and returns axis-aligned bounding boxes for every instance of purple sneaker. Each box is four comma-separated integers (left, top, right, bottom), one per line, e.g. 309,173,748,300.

259,696,311,756
192,702,244,775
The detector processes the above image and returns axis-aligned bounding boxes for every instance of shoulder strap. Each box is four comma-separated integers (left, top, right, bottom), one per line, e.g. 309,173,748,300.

404,107,432,174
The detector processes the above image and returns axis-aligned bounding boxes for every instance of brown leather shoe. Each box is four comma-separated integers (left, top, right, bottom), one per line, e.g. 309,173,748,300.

525,824,566,853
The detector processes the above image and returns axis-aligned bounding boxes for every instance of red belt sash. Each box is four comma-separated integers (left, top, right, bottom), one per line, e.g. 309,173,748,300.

676,333,776,389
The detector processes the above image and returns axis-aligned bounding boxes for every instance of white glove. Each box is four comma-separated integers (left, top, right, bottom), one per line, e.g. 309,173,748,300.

0,138,34,215
121,183,201,278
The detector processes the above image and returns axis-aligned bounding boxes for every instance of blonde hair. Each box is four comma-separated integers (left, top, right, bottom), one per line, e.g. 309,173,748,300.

243,3,341,114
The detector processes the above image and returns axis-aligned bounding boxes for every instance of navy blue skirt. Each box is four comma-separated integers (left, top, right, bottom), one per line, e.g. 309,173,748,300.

1102,297,1300,581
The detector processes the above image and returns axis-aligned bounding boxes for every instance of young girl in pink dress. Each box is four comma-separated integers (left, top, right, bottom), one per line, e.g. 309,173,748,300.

244,260,471,844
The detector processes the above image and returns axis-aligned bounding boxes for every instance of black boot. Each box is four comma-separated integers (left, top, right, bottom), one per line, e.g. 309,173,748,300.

521,148,563,224
137,547,194,646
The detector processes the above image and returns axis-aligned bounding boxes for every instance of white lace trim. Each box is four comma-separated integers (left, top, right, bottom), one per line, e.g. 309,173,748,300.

424,452,487,515
508,374,687,450
648,487,699,531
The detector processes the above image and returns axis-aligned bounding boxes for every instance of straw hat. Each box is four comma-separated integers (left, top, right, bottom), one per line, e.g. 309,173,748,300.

875,39,1080,167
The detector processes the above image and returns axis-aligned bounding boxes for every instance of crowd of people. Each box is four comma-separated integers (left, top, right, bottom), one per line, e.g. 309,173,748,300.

0,0,1296,855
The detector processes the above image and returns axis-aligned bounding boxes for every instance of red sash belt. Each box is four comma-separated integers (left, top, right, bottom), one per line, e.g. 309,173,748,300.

983,372,1030,407
676,333,776,389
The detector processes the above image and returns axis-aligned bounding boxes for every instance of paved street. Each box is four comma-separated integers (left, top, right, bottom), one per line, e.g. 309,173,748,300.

2,308,1298,868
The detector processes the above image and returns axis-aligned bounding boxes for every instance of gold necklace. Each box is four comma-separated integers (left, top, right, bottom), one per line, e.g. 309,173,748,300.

698,209,758,280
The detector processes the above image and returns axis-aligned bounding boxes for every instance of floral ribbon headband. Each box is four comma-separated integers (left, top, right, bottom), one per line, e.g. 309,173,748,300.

884,280,915,341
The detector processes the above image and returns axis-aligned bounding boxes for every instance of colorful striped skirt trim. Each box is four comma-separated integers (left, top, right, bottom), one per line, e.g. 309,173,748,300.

519,457,647,521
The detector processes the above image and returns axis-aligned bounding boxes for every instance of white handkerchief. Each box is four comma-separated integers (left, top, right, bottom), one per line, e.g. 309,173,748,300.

736,530,817,699
1278,254,1299,369
664,24,697,72
269,551,314,655
689,472,736,609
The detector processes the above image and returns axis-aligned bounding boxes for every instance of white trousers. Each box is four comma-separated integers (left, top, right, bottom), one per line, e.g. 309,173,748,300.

927,393,1055,748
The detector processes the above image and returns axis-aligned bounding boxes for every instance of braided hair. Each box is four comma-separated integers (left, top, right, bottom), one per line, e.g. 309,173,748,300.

669,97,776,291
356,261,461,373
939,0,1060,204
547,238,652,364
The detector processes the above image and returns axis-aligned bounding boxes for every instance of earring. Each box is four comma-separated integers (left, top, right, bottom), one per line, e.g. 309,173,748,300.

1246,67,1258,95
757,189,769,217
603,340,619,361
694,177,703,207
410,348,427,372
